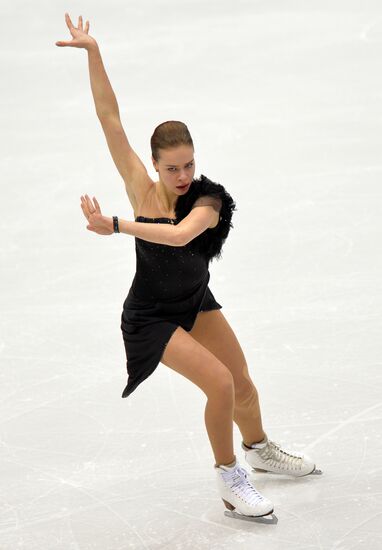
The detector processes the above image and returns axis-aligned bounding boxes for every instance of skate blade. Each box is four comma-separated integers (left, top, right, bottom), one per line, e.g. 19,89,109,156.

224,510,278,524
253,466,323,476
309,467,323,475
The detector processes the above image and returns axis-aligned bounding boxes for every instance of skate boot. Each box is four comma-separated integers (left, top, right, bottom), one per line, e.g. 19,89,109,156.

242,433,323,477
214,458,278,523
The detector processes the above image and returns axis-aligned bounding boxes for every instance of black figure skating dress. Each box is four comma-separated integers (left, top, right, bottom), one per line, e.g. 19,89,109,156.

120,174,237,398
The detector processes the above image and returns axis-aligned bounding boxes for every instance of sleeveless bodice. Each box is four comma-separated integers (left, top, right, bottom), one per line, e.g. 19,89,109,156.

131,216,209,302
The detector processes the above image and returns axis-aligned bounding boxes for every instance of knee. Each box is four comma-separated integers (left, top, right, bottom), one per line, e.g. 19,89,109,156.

209,368,235,402
234,380,258,405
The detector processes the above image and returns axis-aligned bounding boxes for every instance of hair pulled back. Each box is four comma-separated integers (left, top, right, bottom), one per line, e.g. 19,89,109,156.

151,120,194,162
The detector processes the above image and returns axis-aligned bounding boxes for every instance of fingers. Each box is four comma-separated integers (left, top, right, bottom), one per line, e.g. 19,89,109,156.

80,195,91,217
65,12,89,33
85,194,95,212
65,12,74,31
81,194,99,217
80,197,89,220
60,13,90,44
84,194,93,210
93,196,101,212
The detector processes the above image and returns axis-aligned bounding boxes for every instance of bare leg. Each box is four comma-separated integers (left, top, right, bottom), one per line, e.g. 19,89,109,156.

189,310,268,448
205,388,236,467
160,326,236,467
233,383,267,446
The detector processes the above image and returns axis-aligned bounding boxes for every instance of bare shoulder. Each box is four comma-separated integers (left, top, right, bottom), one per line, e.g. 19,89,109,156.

133,181,179,219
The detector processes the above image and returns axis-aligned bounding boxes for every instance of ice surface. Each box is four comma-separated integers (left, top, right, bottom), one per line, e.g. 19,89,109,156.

1,1,381,548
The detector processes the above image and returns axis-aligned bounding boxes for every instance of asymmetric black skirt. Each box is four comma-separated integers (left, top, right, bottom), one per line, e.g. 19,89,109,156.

120,274,222,398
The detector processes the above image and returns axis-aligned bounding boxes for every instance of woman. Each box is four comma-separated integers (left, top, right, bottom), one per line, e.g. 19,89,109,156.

56,13,321,523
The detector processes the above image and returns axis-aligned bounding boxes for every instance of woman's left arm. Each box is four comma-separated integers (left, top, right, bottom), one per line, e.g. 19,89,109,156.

80,194,219,246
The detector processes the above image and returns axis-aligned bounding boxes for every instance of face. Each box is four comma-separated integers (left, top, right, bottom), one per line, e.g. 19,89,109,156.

152,144,195,194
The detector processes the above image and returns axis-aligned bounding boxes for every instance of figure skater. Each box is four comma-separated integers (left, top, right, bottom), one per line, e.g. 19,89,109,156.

56,13,322,523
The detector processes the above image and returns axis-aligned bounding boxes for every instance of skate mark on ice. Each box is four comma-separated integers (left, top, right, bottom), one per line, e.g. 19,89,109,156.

302,402,382,452
331,512,382,549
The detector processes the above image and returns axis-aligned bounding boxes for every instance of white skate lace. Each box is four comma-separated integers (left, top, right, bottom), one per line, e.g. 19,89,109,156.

257,440,303,471
221,465,264,505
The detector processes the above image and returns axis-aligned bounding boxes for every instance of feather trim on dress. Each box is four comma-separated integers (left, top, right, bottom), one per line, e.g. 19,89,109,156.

174,174,237,262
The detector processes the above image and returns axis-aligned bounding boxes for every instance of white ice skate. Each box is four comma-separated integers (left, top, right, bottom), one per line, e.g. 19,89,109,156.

214,460,278,524
242,434,323,477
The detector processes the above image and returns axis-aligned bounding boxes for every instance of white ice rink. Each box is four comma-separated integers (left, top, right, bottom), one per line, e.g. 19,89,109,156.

1,0,381,548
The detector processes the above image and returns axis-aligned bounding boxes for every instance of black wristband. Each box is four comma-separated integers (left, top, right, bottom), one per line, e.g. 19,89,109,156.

113,216,120,233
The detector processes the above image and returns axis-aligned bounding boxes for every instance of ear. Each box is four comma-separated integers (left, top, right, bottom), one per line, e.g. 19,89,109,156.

151,156,158,172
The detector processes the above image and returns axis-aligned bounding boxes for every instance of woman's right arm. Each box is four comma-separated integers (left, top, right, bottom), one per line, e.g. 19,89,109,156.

56,13,152,212
87,42,119,119
87,42,152,211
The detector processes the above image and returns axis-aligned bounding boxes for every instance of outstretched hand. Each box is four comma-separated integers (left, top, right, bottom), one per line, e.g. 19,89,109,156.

56,13,97,49
80,194,113,235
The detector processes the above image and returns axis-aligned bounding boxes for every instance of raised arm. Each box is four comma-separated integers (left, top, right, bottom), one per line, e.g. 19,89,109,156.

56,13,151,211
